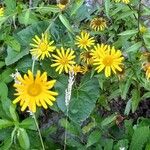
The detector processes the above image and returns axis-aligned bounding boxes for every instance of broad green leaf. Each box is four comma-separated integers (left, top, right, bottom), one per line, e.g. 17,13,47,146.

0,119,13,129
0,138,12,150
104,139,113,150
20,117,36,130
71,0,84,16
118,30,138,36
18,10,38,26
17,128,30,150
86,130,101,147
59,14,73,33
4,0,16,14
130,126,150,150
104,0,110,18
1,68,13,83
69,74,100,123
126,42,142,53
5,36,21,52
131,89,140,113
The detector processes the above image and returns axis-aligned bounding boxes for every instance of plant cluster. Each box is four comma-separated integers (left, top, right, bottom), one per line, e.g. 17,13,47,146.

0,0,150,149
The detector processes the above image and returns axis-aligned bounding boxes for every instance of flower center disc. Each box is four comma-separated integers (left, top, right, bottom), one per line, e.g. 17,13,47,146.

39,42,47,52
60,57,69,65
28,83,41,96
81,40,88,46
103,55,113,66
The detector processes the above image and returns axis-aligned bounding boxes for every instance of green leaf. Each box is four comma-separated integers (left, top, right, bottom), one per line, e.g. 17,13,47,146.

118,30,138,36
4,0,16,14
69,74,100,123
9,104,18,122
5,46,29,66
126,42,142,53
124,99,131,115
104,0,111,18
18,10,38,26
17,128,30,150
71,0,84,16
130,126,150,150
131,89,141,113
55,75,68,112
59,14,74,33
0,119,13,129
36,5,60,13
20,117,36,130
0,61,5,68
1,68,13,83
5,36,21,52
101,114,117,127
86,130,101,147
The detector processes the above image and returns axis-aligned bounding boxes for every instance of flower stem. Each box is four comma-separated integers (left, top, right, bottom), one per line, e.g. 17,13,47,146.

31,59,45,150
33,113,45,150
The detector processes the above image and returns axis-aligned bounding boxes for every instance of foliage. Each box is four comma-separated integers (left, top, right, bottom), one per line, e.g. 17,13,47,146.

0,0,150,149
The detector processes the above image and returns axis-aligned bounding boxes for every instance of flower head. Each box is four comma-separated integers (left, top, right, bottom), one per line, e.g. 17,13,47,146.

80,51,93,65
93,45,124,77
13,70,58,113
75,31,95,50
0,7,4,17
114,0,130,4
90,17,107,31
70,64,82,75
91,44,108,59
30,33,56,60
51,47,76,74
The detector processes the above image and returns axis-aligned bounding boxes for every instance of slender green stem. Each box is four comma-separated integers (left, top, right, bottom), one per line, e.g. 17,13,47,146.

33,113,45,150
31,59,45,150
64,109,68,150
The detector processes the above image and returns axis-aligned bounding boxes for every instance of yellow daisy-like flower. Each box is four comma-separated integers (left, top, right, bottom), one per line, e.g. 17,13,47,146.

80,65,92,74
80,51,94,65
114,0,130,4
30,33,56,60
75,31,95,50
145,64,150,79
91,44,108,60
93,45,124,77
57,0,70,10
90,17,107,31
0,7,4,17
70,64,82,75
51,47,76,74
13,70,58,113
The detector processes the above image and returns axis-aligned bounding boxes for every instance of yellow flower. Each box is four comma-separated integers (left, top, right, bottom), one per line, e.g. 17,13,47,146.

13,70,58,113
30,33,56,60
93,45,124,77
51,47,76,74
145,64,150,79
80,51,94,65
80,65,91,74
75,31,95,50
90,17,107,31
140,26,147,34
114,0,130,4
91,44,108,60
70,64,82,75
57,0,70,10
0,7,4,17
